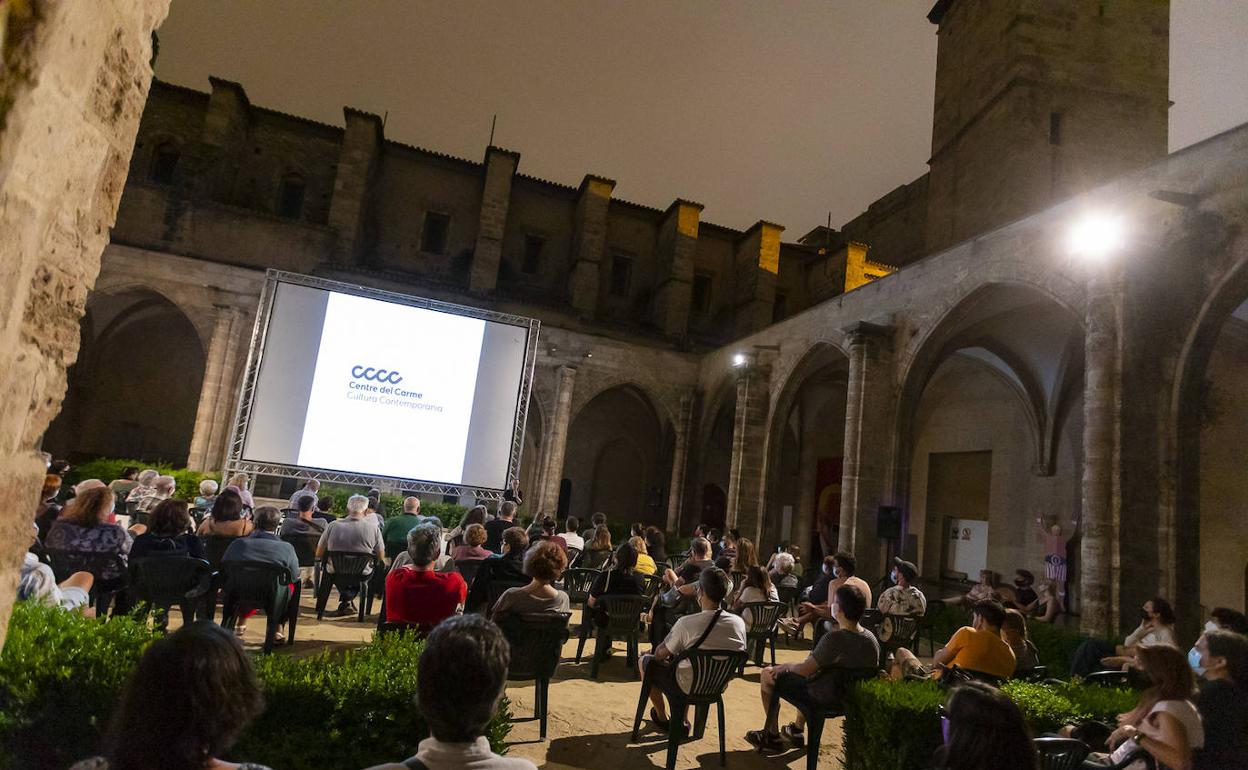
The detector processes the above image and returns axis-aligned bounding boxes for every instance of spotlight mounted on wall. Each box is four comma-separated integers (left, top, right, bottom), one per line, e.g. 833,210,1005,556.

731,353,749,368
1066,211,1126,262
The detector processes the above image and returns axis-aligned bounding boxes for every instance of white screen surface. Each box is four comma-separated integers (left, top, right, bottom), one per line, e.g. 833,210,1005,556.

241,281,531,490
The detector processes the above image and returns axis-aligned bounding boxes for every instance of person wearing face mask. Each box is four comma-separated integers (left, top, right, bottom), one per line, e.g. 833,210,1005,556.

795,552,873,638
779,556,836,638
1191,629,1248,770
1010,569,1038,613
1070,596,1178,678
876,558,927,643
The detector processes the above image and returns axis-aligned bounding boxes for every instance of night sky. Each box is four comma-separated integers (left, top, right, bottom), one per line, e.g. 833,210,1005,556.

155,1,1248,237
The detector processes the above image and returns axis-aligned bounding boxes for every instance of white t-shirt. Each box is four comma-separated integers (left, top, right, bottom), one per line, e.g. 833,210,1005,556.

663,610,748,691
1124,624,1177,649
737,585,779,625
561,531,585,551
1109,699,1203,769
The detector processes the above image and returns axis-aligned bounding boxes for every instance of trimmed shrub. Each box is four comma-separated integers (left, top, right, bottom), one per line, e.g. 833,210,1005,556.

66,457,219,503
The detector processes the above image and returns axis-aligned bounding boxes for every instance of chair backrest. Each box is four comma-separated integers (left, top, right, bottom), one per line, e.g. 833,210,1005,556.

601,594,650,634
859,608,884,632
486,579,528,611
203,535,240,569
564,546,582,567
581,549,611,570
681,649,749,702
455,559,483,588
496,612,571,680
46,549,127,584
880,613,922,650
1084,670,1132,688
326,550,374,579
777,585,801,609
638,573,664,599
563,568,599,603
739,600,787,634
666,554,687,571
221,560,291,608
281,532,320,567
384,540,409,562
130,556,211,604
1033,737,1091,770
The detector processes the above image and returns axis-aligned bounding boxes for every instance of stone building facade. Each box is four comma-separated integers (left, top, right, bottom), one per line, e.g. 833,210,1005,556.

38,0,1248,636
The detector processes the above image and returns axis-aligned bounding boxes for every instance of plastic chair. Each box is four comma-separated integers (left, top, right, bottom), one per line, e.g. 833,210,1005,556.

218,561,298,653
46,549,129,616
378,621,430,639
202,535,240,570
638,572,664,600
496,612,571,740
918,599,944,656
129,556,214,629
565,546,582,568
563,567,600,662
455,558,484,589
315,551,377,621
631,649,749,770
485,579,528,617
581,549,611,571
666,553,688,572
876,613,923,653
590,594,649,679
1034,737,1090,770
1084,670,1133,688
737,601,786,669
771,666,880,770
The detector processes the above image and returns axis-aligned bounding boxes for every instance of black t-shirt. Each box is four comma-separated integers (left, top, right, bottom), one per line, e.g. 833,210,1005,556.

464,552,525,612
588,569,644,625
130,533,204,560
483,518,514,553
1014,586,1038,607
1197,679,1248,770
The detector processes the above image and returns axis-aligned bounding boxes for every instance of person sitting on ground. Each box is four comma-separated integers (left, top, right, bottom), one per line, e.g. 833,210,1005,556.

197,489,254,538
492,540,571,619
106,466,139,507
46,487,131,582
364,615,538,770
891,599,1016,682
484,500,518,553
640,567,747,732
745,584,880,752
587,542,645,628
287,478,320,510
1071,596,1178,677
581,524,613,570
34,472,63,542
446,504,487,549
630,535,658,575
193,479,219,511
385,524,466,630
929,680,1039,770
450,523,492,562
224,472,255,508
134,474,176,514
732,564,779,626
278,492,327,536
942,569,1001,610
124,469,159,504
581,511,607,544
315,494,384,617
1002,608,1040,675
875,557,927,644
714,529,739,571
222,506,300,640
644,526,668,566
69,621,272,770
1073,644,1203,770
1032,578,1065,623
130,499,203,560
538,515,568,551
465,526,529,613
560,516,584,552
381,496,422,551
1011,569,1038,613
313,495,336,522
19,523,94,615
769,551,800,591
1192,629,1248,770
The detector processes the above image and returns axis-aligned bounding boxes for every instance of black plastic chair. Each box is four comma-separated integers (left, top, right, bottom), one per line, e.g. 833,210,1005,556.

631,649,749,770
455,558,484,589
876,613,923,654
46,549,129,616
497,612,571,740
918,599,944,656
485,579,528,618
591,594,649,679
772,666,880,770
738,601,786,669
563,567,600,662
384,539,409,563
564,546,582,568
315,551,377,621
281,531,320,568
202,535,240,571
581,549,611,570
218,561,298,653
129,556,213,629
665,553,688,572
1034,737,1090,770
1084,670,1133,688
639,572,664,600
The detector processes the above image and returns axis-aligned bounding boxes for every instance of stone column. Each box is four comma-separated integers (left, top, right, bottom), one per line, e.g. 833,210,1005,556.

665,391,696,534
725,364,771,543
328,108,383,266
838,322,894,581
469,147,520,294
567,176,615,316
186,305,242,472
732,221,784,338
538,366,577,516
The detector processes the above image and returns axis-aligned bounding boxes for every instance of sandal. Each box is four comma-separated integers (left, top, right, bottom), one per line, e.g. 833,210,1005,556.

650,707,670,730
745,729,784,752
781,723,805,748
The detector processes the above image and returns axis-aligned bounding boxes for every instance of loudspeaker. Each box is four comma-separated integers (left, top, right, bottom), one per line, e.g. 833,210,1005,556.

877,506,902,541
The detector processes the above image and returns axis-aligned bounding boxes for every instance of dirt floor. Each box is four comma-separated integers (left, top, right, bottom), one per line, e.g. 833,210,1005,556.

229,590,846,770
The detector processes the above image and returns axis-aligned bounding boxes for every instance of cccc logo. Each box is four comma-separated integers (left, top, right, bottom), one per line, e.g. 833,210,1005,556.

351,365,403,384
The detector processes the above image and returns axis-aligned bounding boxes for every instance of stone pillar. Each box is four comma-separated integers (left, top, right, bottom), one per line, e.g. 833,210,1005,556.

665,391,696,534
199,77,251,204
538,366,578,517
186,306,243,472
0,0,169,647
733,221,784,338
470,147,520,294
838,322,894,581
653,200,703,337
794,403,820,553
725,364,771,543
328,108,383,266
567,175,615,316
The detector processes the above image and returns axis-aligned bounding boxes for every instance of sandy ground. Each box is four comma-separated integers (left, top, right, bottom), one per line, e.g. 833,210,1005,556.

223,590,845,770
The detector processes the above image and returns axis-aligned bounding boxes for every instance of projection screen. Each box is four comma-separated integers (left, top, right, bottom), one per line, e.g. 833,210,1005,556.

225,271,539,497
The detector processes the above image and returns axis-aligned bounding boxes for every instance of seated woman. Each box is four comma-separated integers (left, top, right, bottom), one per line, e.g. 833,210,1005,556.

537,515,567,551
130,499,203,560
45,487,131,583
1001,608,1040,675
581,524,613,570
196,489,254,538
643,526,667,566
587,542,644,627
732,565,779,626
630,535,658,575
193,479,218,511
768,551,800,591
1193,629,1248,769
928,680,1039,770
941,569,1001,610
385,524,467,631
223,472,255,509
491,540,571,618
445,505,487,550
450,523,493,561
1071,597,1177,677
70,622,272,770
1032,578,1065,623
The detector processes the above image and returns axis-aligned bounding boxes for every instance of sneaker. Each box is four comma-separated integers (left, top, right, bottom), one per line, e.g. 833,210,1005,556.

780,723,805,748
745,729,784,752
334,602,358,617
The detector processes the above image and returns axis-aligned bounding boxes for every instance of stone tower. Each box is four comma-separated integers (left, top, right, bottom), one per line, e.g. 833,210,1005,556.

923,0,1170,254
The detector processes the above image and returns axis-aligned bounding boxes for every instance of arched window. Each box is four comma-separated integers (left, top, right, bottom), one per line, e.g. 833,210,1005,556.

277,172,305,219
150,141,179,184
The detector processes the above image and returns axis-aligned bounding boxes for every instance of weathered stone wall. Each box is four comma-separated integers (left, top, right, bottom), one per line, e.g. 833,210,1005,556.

0,0,169,646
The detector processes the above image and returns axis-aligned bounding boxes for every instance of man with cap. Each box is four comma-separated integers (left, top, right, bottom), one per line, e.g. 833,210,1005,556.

1011,569,1038,613
876,557,926,643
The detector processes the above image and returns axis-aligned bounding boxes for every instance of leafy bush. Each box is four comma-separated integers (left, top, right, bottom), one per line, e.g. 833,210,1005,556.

316,486,467,527
66,457,219,503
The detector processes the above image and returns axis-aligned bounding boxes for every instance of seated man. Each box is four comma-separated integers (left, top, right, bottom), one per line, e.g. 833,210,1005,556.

315,494,385,617
221,506,301,640
464,526,528,613
876,557,927,643
639,567,747,731
19,523,93,615
381,496,423,555
134,474,176,514
891,599,1015,682
365,615,537,770
385,524,466,630
279,493,327,536
745,584,879,751
649,537,714,646
941,569,1001,609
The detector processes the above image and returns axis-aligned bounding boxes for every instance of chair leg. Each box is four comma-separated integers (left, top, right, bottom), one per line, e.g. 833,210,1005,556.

357,582,367,623
591,629,605,680
717,699,727,766
666,697,686,770
576,608,591,663
538,677,549,741
262,608,278,654
626,633,638,670
631,669,652,741
770,634,777,667
805,715,826,770
693,703,709,739
315,579,331,620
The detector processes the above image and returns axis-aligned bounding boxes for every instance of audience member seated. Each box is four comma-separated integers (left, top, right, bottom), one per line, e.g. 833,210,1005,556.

123,469,159,505
465,527,529,613
222,506,300,640
385,524,467,630
561,516,584,552
650,537,714,643
19,523,93,615
891,599,1015,682
381,496,423,550
316,494,385,617
640,567,747,732
745,584,879,751
364,615,538,770
1074,645,1203,770
46,487,131,581
732,565,779,625
942,569,1001,610
875,557,926,644
134,474,176,514
630,535,658,575
313,495,337,522
644,526,667,566
446,504,487,549
1192,629,1248,769
713,529,739,571
69,622,272,770
278,493,327,537
786,551,873,637
451,523,493,561
587,542,645,628
484,501,518,553
130,499,203,560
1032,578,1065,623
929,680,1038,770
768,551,800,592
1206,606,1248,635
34,472,63,541
364,491,385,529
1070,596,1177,677
671,537,714,577
1001,608,1039,675
538,515,567,551
581,511,607,544
193,479,218,511
1009,569,1038,612
224,472,256,508
491,540,570,618
581,525,613,570
287,478,321,509
197,489,254,538
106,466,139,507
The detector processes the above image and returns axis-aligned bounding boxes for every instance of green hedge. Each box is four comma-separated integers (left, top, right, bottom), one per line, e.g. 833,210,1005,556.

317,484,468,526
0,605,511,770
66,457,219,504
925,603,1096,675
842,677,1137,770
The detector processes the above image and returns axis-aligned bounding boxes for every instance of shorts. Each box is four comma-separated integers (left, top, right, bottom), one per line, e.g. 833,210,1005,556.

642,655,692,697
59,586,90,611
773,671,822,714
